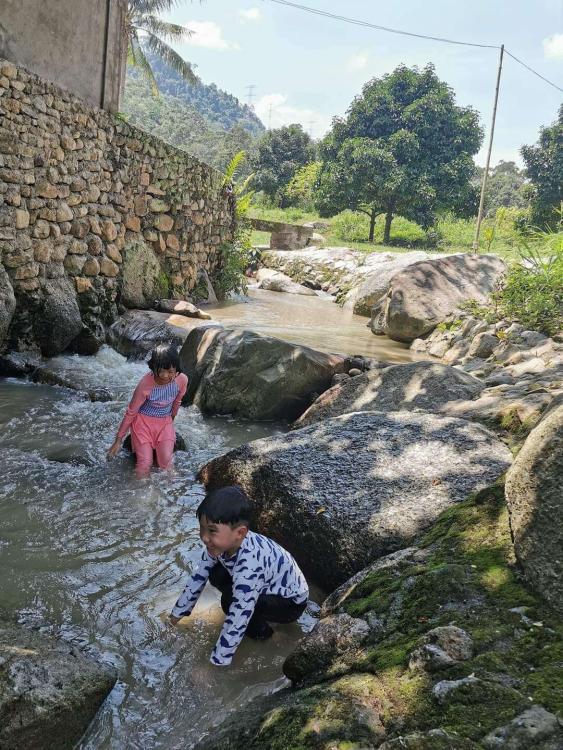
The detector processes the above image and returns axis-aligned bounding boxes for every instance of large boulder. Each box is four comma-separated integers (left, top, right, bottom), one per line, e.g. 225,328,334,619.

107,309,194,359
505,404,563,613
295,361,484,428
258,270,316,296
342,251,429,317
180,325,347,421
120,240,168,309
373,254,506,342
156,299,212,319
0,264,16,351
0,621,117,750
199,410,512,589
32,278,83,356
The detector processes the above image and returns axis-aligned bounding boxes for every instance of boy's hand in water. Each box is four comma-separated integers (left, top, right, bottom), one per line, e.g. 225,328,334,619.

106,439,122,459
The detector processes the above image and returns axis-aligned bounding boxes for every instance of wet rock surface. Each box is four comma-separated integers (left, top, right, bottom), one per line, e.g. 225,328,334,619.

199,410,512,588
295,360,484,428
0,264,16,350
180,324,347,421
107,310,191,359
0,621,117,750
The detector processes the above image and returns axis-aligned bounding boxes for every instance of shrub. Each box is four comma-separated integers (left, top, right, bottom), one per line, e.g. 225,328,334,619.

330,210,370,241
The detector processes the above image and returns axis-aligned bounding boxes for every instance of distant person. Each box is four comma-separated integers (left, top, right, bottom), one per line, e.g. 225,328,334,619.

107,343,188,478
169,486,309,666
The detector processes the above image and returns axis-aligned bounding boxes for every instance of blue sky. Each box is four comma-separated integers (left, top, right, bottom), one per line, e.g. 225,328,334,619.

163,0,563,165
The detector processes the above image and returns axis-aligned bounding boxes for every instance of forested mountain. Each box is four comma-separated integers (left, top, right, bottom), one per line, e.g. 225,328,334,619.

122,50,264,173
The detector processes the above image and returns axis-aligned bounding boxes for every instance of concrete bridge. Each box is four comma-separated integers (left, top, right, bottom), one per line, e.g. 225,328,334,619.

250,218,314,250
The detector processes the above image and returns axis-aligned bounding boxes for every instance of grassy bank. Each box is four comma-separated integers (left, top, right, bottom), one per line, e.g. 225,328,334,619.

249,207,523,261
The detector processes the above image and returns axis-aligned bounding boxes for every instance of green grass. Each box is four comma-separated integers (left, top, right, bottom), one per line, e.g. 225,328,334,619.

250,207,523,261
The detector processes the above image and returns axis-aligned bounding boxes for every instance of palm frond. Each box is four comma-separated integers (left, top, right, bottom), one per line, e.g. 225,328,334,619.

223,151,246,185
130,35,160,97
145,32,199,85
138,16,192,42
129,0,184,15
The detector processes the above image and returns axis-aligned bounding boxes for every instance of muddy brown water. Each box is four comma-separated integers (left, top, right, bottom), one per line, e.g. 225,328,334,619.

0,292,416,748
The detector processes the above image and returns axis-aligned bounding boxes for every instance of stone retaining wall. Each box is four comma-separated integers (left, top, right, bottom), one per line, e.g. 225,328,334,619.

0,59,235,355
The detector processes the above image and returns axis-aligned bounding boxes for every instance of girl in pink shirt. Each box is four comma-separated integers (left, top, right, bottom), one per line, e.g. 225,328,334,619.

107,343,188,477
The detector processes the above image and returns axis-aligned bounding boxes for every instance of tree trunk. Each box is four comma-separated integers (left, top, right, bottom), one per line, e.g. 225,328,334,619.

369,208,378,242
383,209,393,244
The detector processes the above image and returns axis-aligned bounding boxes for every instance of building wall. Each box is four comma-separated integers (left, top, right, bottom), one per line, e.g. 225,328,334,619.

0,59,235,356
0,0,126,112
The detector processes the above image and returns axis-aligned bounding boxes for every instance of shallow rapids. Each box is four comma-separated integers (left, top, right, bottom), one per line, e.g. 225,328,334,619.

0,348,317,749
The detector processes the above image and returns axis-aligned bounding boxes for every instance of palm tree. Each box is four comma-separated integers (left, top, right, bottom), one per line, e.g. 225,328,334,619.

125,0,199,95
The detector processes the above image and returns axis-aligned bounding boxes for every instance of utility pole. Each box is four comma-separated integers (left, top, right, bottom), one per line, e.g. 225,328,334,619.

245,84,257,109
268,102,274,129
307,119,316,138
473,44,504,251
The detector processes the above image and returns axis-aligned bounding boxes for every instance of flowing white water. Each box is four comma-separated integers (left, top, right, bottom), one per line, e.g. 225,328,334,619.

0,349,319,749
0,293,416,748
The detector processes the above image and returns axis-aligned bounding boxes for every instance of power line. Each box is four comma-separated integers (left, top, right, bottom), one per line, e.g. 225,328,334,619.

265,0,498,49
504,49,563,94
245,84,257,108
264,0,563,93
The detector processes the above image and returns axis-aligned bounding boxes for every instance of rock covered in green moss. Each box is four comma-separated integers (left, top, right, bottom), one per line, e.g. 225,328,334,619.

482,705,563,749
505,404,563,615
378,729,481,749
200,411,512,589
283,613,370,684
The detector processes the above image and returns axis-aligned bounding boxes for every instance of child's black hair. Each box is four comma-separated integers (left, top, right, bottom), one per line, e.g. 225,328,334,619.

197,486,253,527
148,343,181,374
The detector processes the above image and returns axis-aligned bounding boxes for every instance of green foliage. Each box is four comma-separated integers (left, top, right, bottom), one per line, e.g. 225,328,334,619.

522,104,563,229
123,65,262,174
214,152,253,299
330,210,370,242
252,125,316,206
284,162,322,210
125,1,198,93
331,211,429,247
316,64,483,242
476,160,530,215
463,227,563,335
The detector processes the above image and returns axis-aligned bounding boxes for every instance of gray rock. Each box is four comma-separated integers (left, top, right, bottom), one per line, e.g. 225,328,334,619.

199,410,512,589
258,270,317,296
342,251,428,317
107,309,191,359
482,705,563,749
379,729,481,749
32,278,83,356
381,254,506,342
295,361,484,429
505,405,563,614
120,240,168,309
0,621,116,750
409,626,473,671
283,614,369,683
180,325,347,421
0,264,16,351
469,332,498,359
432,676,481,704
156,298,212,319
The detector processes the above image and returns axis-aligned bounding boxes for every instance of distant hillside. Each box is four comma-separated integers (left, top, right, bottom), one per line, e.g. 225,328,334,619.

122,51,264,174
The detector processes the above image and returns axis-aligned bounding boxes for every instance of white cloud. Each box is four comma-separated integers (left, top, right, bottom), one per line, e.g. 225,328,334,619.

543,33,563,59
346,52,370,73
185,21,234,50
254,93,333,139
239,8,262,21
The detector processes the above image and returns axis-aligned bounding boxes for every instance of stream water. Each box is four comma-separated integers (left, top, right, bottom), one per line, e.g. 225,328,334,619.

0,292,414,748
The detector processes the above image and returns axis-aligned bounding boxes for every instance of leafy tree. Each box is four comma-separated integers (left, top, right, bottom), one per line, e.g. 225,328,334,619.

285,162,322,210
316,64,483,243
521,105,563,229
252,125,315,206
125,0,198,95
471,161,529,215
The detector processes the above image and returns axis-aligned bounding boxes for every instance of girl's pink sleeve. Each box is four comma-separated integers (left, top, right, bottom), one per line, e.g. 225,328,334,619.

117,374,152,439
171,373,189,418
